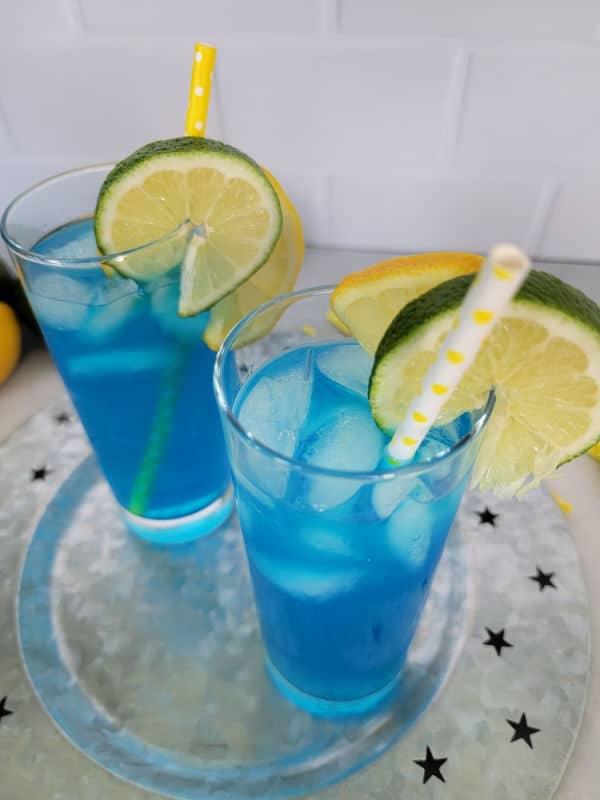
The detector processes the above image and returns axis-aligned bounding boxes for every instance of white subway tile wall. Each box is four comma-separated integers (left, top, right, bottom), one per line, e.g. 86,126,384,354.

2,0,75,35
541,184,600,261
79,0,323,34
0,42,224,158
216,43,456,171
340,1,600,40
457,45,600,174
330,176,543,253
0,0,598,262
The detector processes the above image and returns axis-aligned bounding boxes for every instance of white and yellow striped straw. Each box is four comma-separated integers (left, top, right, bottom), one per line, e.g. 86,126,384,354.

387,243,532,464
185,42,216,137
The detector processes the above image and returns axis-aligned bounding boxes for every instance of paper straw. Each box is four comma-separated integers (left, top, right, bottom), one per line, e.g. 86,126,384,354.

185,42,216,137
387,243,532,463
129,44,217,516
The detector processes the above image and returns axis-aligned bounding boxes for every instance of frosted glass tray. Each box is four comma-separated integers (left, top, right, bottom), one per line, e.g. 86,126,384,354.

0,399,590,799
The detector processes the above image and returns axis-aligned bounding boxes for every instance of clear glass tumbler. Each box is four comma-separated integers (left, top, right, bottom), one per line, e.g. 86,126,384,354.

214,286,493,715
1,166,232,544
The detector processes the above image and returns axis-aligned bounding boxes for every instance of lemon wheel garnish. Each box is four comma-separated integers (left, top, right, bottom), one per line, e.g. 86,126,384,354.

331,251,483,354
202,168,304,350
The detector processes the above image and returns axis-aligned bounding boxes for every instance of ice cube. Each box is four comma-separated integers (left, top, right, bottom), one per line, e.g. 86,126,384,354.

67,348,172,378
413,425,454,463
314,343,372,398
372,477,413,519
238,362,313,459
96,276,140,305
386,499,433,569
252,551,362,598
237,354,314,499
150,283,208,344
28,273,94,330
410,420,469,503
295,524,358,560
299,404,385,509
83,294,141,340
40,227,97,260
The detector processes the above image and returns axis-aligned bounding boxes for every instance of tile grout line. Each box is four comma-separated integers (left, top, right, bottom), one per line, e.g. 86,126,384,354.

438,46,471,169
211,68,228,144
321,0,340,35
62,0,86,32
318,173,335,249
525,178,562,256
0,98,19,153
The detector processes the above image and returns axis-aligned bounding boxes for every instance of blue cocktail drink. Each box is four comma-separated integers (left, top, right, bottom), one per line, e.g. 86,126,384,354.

215,287,493,715
32,218,230,532
2,166,232,544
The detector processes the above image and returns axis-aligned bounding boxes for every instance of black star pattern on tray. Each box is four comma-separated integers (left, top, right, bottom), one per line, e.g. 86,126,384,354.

507,713,540,749
529,566,557,591
31,467,50,482
483,627,513,656
0,696,13,725
54,411,71,424
477,507,498,526
414,746,447,784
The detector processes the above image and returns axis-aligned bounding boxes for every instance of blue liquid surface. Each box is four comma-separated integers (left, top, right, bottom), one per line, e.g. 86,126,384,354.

234,341,477,710
29,218,229,524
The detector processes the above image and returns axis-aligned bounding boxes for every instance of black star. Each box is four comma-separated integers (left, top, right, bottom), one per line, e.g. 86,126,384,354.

55,412,70,424
414,746,447,784
0,696,13,725
483,627,513,656
529,567,556,591
31,467,49,482
477,507,498,526
507,713,540,749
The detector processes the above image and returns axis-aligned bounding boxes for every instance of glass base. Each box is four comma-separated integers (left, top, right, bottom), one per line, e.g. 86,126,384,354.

122,485,234,544
265,657,399,718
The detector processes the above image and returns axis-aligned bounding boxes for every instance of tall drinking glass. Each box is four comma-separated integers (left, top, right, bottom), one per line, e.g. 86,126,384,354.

1,166,232,544
215,286,494,715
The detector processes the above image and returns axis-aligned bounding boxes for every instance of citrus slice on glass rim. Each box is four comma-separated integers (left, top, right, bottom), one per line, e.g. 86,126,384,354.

369,271,600,495
94,137,282,316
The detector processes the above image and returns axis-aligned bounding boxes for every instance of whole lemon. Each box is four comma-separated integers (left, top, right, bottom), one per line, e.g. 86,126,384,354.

589,442,600,462
0,302,21,384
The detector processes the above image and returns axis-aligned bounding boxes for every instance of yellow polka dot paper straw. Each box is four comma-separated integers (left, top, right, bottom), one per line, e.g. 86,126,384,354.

387,243,532,463
185,42,216,137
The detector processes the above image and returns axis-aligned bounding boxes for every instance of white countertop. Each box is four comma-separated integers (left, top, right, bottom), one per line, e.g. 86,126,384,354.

1,246,599,798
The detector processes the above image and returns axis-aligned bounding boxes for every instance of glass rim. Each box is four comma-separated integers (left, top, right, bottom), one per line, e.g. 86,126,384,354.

0,163,191,269
214,284,496,482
